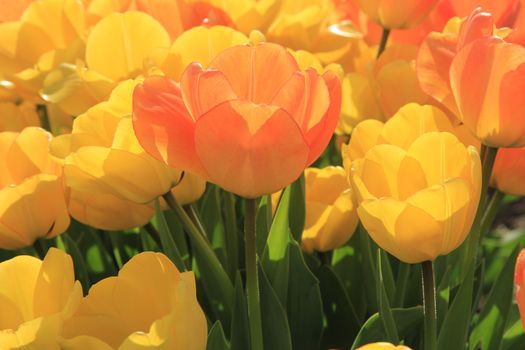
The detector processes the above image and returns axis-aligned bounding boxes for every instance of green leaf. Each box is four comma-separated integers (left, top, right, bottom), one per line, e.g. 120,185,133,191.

502,318,525,350
207,322,230,350
332,237,366,321
259,265,293,350
262,186,294,305
62,233,91,294
438,264,475,350
436,266,451,332
317,264,360,349
288,175,305,242
154,200,186,272
256,195,273,256
351,306,424,349
357,227,378,313
287,242,323,350
469,245,520,350
230,274,250,350
198,186,228,268
375,250,399,344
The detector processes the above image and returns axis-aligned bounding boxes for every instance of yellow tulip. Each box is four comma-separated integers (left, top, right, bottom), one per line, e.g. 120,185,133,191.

357,342,412,350
61,252,207,350
0,127,70,250
159,25,249,81
43,10,171,116
51,79,183,204
302,166,358,253
0,248,83,349
343,103,481,263
0,0,85,101
337,44,430,134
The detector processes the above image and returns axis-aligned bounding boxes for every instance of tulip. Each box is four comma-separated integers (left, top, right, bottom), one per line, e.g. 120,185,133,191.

450,36,525,147
0,0,33,23
357,343,412,350
301,166,358,253
0,0,85,101
515,249,525,332
0,248,83,348
356,0,440,29
160,25,249,81
337,44,430,134
0,127,70,250
343,103,481,263
133,42,341,197
491,148,525,196
61,252,207,350
51,79,186,204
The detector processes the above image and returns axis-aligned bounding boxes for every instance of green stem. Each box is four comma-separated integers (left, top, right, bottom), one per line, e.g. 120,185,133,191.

478,190,504,240
224,191,239,278
245,198,264,350
184,204,209,241
162,192,234,312
422,260,437,350
459,146,498,278
376,28,391,58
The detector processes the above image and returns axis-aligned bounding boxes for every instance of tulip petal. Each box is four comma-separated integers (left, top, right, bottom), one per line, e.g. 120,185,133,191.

404,132,471,187
380,103,454,149
161,25,248,80
345,119,384,160
194,100,309,197
207,42,299,104
450,37,525,147
85,12,170,81
180,63,237,118
68,190,153,231
132,76,207,177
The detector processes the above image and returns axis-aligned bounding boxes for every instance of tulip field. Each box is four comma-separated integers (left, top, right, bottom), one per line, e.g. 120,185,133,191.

3,0,525,349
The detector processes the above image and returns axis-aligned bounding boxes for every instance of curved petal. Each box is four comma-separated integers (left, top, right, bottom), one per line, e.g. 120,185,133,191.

132,76,207,177
302,70,342,165
161,25,248,80
68,190,153,231
492,147,525,196
194,100,309,197
345,119,384,161
450,37,525,147
207,42,299,104
180,63,237,118
85,12,170,81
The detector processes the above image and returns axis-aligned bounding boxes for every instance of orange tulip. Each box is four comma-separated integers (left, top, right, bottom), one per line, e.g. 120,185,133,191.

133,42,341,197
491,148,525,195
356,0,439,29
515,249,525,331
449,36,525,147
0,0,34,23
417,8,496,117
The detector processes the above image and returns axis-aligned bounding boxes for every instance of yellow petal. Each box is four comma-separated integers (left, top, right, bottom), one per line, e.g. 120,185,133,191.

86,12,170,81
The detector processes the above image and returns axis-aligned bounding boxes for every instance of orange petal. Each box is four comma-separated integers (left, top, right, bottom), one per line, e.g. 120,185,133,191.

207,42,299,104
194,100,309,197
132,76,207,177
303,70,341,165
450,37,525,147
180,62,237,118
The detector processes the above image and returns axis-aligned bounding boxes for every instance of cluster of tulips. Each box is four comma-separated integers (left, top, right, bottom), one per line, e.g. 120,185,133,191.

2,0,525,349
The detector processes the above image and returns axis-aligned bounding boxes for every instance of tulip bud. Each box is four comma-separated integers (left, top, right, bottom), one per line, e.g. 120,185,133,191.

0,248,82,348
0,127,70,249
61,252,207,350
302,166,358,253
343,103,481,263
